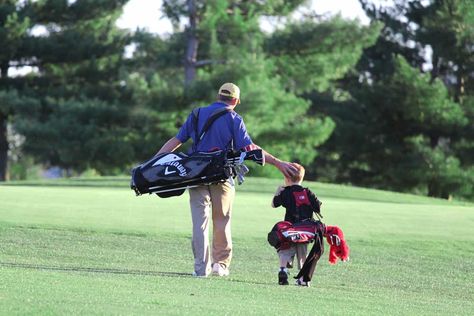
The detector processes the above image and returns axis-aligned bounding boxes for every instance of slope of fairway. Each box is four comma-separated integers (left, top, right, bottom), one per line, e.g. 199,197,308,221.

0,177,473,315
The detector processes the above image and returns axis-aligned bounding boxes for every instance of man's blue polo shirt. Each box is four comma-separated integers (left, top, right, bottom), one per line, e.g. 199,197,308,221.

176,102,253,153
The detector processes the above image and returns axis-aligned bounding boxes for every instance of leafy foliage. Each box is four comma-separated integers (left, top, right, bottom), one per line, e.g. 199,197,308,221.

130,1,376,178
265,17,381,93
311,0,474,199
1,0,472,200
1,0,132,176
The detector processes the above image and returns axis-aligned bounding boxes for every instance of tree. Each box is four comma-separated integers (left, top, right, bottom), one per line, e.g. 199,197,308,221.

0,0,31,180
128,1,379,178
0,0,131,178
313,0,474,199
348,57,465,196
162,0,308,86
129,0,323,174
264,16,382,94
410,0,474,198
360,0,474,199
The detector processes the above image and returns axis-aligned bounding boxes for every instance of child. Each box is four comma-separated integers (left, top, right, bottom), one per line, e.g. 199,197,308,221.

271,163,322,286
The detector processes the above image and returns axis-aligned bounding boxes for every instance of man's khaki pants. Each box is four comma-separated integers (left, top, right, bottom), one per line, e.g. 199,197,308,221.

189,180,235,276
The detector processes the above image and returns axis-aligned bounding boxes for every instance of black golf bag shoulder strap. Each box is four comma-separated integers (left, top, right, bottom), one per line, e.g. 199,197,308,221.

192,106,232,148
192,108,200,148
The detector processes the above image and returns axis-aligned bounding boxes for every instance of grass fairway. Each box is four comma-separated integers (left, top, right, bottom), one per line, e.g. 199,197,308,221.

0,177,473,315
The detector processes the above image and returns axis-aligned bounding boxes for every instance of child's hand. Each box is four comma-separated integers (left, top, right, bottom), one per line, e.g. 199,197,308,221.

271,186,284,208
275,185,284,195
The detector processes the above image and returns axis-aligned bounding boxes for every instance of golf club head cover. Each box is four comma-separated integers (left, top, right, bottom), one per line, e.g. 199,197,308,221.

325,225,350,264
242,144,265,166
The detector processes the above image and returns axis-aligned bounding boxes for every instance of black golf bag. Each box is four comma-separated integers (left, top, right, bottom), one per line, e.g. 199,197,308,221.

131,149,264,198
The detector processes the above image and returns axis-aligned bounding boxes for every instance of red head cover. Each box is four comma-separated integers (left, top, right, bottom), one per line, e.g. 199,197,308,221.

325,226,350,264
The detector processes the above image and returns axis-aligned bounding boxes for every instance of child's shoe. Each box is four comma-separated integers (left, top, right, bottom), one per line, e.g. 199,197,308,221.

278,267,289,285
295,277,311,287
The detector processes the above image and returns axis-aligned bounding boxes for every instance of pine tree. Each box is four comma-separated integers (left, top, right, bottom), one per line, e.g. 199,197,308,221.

348,56,465,196
316,0,474,199
129,1,378,177
0,0,131,177
0,0,31,180
411,0,474,198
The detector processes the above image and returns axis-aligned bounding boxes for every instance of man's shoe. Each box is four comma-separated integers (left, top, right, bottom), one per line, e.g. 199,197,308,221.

278,267,289,285
212,263,229,277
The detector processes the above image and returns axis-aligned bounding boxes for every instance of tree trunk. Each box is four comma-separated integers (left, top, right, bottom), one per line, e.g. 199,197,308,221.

427,180,450,199
184,0,198,88
427,182,438,198
429,53,439,83
0,61,9,181
456,73,465,104
0,61,8,78
0,113,8,181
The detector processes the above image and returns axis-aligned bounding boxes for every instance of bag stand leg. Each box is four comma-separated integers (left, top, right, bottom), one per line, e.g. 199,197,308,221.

294,231,324,282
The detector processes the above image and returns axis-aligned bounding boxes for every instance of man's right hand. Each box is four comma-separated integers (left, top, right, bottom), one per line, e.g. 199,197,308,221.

275,160,298,179
258,146,298,178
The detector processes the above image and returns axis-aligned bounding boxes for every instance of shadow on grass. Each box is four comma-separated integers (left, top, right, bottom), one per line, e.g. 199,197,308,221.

0,261,273,285
0,261,189,277
0,182,128,189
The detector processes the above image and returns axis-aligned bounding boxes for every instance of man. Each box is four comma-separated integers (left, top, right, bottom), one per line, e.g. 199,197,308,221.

156,83,296,277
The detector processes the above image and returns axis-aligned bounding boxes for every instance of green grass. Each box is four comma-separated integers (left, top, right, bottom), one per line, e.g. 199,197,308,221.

0,177,473,315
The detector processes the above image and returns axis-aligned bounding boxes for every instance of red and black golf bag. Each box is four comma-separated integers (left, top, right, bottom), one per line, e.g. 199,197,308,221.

268,220,325,283
268,220,349,283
